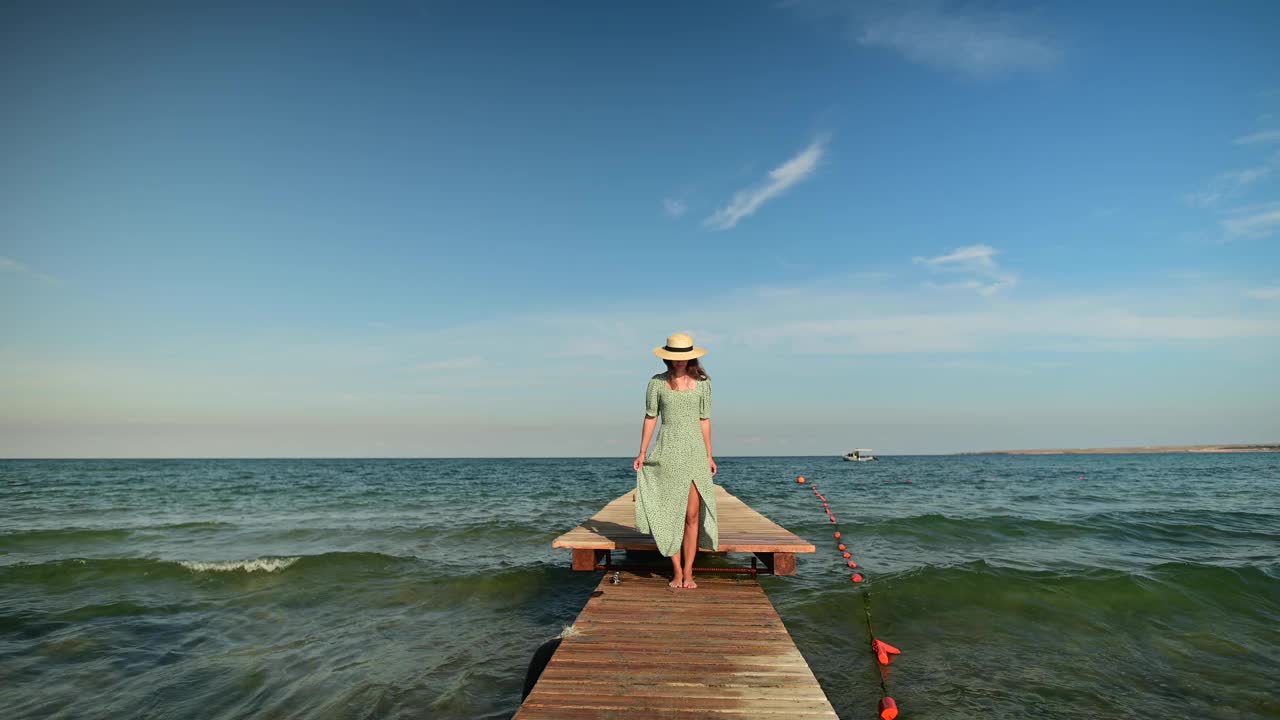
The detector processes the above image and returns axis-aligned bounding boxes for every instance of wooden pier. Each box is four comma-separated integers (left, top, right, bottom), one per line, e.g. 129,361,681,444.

551,485,815,575
515,485,837,719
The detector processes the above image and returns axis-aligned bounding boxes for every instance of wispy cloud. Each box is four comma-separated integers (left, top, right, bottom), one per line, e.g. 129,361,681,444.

1185,191,1223,209
1185,166,1271,208
1221,205,1280,239
784,1,1059,78
1247,286,1280,301
914,358,1065,375
913,244,1017,295
404,356,486,373
0,256,57,284
662,197,688,218
1224,167,1272,185
705,135,828,230
928,279,1015,295
1233,129,1280,145
723,292,1280,354
858,7,1059,77
915,244,999,271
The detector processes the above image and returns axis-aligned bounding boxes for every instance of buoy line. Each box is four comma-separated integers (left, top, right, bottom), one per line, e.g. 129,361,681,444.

797,475,901,720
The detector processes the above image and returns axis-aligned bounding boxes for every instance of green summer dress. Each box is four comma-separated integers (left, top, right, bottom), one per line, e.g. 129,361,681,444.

635,373,719,557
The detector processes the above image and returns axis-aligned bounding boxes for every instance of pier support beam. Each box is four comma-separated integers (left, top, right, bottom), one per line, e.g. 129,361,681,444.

755,552,796,576
572,548,603,571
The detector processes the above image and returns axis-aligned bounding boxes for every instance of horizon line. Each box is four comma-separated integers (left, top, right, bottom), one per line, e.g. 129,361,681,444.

4,445,1278,461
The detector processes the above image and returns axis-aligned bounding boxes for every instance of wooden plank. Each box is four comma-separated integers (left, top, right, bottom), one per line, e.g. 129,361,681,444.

552,485,816,556
513,571,838,720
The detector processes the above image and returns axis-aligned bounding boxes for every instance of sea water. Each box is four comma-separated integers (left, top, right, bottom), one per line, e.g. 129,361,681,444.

1,455,1277,719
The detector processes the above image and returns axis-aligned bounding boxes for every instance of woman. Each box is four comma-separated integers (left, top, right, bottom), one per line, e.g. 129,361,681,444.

631,332,719,589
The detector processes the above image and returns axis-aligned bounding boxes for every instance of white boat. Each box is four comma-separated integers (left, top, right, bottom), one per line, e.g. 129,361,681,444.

842,449,877,462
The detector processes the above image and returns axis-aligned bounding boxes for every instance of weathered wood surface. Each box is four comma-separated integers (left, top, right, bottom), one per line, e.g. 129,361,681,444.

552,485,815,555
513,571,839,719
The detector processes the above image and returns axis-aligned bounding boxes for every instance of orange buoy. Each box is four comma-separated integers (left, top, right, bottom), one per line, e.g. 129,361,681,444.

879,696,898,720
829,516,836,523
838,544,846,551
834,531,841,539
842,552,851,558
847,561,856,568
872,639,901,665
852,573,863,582
797,477,806,483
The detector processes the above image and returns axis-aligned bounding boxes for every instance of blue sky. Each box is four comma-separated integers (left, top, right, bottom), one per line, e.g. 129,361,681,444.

3,0,1279,457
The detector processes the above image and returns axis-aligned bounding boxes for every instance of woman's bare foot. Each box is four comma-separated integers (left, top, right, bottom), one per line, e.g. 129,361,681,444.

682,577,698,589
668,574,683,589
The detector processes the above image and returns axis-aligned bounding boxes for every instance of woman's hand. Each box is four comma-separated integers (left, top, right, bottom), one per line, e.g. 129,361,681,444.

633,454,645,472
709,458,717,476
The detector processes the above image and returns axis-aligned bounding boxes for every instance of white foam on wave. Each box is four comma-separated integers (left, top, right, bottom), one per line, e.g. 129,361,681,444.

179,557,300,573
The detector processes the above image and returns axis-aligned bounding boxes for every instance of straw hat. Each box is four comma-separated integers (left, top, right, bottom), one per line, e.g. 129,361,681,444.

653,332,706,360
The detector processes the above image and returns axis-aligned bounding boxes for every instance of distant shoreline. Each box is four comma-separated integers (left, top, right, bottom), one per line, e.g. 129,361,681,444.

960,444,1280,456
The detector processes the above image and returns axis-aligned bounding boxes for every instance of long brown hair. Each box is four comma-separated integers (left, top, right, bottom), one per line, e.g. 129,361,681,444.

662,358,709,388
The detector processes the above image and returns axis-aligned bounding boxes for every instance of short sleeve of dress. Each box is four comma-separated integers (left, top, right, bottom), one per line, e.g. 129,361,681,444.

645,378,660,418
699,380,712,420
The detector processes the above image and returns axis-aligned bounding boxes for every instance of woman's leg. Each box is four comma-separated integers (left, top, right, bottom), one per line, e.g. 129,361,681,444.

681,483,700,588
668,551,683,588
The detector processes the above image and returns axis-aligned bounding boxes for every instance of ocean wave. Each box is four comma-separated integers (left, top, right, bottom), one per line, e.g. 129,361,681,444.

857,513,1088,541
0,522,238,549
1079,509,1280,541
178,557,300,573
433,523,551,544
151,521,236,530
0,551,420,585
782,558,1280,636
0,527,136,548
867,559,1280,606
843,509,1280,546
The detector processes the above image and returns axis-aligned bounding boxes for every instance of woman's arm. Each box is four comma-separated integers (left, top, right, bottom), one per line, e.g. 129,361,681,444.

634,379,661,471
633,416,658,471
700,381,715,475
639,416,658,456
706,417,716,474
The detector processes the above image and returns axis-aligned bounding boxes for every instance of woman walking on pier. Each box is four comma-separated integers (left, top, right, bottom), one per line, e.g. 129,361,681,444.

632,333,720,589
